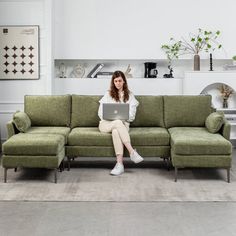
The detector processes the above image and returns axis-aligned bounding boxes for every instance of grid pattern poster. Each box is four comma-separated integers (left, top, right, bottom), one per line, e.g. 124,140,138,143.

0,25,39,79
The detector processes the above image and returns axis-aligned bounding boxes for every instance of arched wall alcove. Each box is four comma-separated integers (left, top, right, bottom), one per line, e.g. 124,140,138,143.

201,83,236,109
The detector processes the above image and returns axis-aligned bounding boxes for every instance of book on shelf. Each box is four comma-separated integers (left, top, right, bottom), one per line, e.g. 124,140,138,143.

87,64,104,78
223,64,236,71
95,71,113,78
96,75,113,79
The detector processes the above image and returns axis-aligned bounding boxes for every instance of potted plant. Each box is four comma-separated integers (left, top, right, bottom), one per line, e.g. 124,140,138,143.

232,55,236,65
162,28,222,71
218,84,234,108
161,39,181,77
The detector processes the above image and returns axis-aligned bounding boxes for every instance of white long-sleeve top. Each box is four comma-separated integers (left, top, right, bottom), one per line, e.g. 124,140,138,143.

98,91,139,122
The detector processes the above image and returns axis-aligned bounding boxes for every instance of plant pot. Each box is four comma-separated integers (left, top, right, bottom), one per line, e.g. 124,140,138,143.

194,54,200,71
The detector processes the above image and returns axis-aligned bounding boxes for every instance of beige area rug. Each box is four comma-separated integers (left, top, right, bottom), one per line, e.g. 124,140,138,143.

0,156,236,202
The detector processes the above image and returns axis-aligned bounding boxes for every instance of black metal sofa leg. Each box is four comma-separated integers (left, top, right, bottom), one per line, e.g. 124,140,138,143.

227,168,230,183
67,157,71,171
59,160,65,172
54,168,57,184
174,167,178,182
4,168,7,183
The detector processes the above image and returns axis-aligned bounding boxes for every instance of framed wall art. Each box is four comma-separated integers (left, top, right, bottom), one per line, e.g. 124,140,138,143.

0,25,39,80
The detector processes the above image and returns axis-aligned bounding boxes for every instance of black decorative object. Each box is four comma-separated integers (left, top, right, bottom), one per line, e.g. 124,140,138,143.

163,65,174,78
209,53,213,71
144,62,158,78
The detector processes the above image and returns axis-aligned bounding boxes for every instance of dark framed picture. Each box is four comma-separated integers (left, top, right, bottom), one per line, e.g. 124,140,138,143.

0,25,39,80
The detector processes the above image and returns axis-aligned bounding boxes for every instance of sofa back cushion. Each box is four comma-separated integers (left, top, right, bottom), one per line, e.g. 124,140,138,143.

163,95,212,128
24,95,71,126
71,95,101,128
131,96,165,127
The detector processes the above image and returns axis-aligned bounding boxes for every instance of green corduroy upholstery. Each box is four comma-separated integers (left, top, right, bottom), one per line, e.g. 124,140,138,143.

68,127,169,146
2,149,65,168
24,95,71,127
169,127,232,155
71,95,101,128
66,146,170,158
220,119,231,140
205,111,224,133
131,96,165,127
27,126,71,144
164,95,212,128
171,151,232,168
3,133,64,155
13,111,31,132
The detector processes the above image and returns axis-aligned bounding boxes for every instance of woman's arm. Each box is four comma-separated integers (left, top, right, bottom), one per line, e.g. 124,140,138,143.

98,91,109,120
128,93,139,122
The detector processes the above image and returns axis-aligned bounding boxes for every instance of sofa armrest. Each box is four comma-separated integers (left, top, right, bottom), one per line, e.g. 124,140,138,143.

219,118,231,140
6,120,18,139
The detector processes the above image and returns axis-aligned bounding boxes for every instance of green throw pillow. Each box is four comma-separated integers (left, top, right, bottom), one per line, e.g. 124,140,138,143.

13,111,31,132
205,111,224,133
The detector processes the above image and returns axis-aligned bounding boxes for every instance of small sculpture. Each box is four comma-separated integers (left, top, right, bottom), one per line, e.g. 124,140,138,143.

124,64,133,78
163,65,174,78
70,64,85,78
59,63,67,78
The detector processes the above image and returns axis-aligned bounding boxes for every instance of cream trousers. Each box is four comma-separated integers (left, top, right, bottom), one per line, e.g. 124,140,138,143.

99,120,130,156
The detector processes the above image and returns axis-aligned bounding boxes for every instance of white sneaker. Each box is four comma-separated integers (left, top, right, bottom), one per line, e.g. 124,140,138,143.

130,150,144,163
110,163,124,176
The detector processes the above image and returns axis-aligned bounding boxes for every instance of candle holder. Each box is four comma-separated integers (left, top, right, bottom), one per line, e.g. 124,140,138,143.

209,53,213,71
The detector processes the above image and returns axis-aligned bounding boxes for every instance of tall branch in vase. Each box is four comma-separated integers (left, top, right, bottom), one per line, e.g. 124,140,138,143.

162,28,223,71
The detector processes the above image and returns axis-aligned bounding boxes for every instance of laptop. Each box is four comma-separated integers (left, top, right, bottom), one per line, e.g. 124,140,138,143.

103,103,129,120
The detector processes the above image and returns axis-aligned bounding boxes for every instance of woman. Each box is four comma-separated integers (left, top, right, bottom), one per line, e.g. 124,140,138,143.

98,70,143,176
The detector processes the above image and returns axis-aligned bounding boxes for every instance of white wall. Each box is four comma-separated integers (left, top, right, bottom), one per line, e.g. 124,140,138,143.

1,0,236,142
55,0,236,59
0,0,53,141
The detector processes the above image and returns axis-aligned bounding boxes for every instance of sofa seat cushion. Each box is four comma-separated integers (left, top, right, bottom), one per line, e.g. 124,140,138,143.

169,127,232,155
3,133,64,156
68,127,169,146
130,127,169,146
68,127,111,146
26,126,70,144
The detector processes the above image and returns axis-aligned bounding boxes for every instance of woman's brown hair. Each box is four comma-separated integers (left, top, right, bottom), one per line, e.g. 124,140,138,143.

110,71,130,102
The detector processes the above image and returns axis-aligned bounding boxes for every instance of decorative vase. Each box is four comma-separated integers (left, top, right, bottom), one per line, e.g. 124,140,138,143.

223,98,228,108
194,54,200,71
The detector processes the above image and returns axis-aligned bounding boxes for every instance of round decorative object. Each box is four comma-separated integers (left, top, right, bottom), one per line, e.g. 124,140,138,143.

70,64,85,78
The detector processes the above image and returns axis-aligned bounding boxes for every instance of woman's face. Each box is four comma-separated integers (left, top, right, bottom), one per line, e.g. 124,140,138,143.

113,76,125,91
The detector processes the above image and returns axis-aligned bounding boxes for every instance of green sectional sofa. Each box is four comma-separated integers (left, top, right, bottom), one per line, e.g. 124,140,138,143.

1,95,232,183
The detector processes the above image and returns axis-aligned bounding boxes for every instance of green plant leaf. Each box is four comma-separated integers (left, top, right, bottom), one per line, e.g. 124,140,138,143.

197,38,202,42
